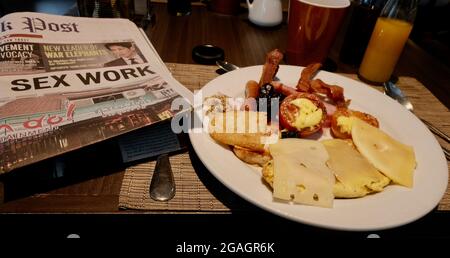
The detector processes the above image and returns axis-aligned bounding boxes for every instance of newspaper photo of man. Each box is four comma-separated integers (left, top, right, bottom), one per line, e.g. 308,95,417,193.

104,42,147,67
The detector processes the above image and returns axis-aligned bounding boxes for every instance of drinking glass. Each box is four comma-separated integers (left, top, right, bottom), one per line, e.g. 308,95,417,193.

358,0,418,84
286,0,350,66
339,0,386,66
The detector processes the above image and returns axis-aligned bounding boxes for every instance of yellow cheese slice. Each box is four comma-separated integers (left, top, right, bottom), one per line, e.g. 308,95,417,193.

351,118,416,187
322,139,390,197
270,139,335,208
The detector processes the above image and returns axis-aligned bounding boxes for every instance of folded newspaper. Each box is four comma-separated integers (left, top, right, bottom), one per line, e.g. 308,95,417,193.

0,12,194,174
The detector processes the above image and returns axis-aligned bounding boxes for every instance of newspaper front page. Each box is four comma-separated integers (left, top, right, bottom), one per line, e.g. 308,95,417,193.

0,12,193,174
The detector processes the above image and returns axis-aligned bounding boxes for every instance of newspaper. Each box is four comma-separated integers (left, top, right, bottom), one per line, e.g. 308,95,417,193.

0,12,193,174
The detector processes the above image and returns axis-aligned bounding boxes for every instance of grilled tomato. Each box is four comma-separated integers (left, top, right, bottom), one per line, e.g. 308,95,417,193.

330,108,379,139
279,93,327,137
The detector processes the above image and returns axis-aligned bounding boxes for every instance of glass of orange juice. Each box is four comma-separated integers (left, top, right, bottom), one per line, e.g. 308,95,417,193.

358,0,418,84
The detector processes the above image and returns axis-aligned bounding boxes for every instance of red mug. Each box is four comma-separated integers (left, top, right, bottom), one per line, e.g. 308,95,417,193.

286,0,350,66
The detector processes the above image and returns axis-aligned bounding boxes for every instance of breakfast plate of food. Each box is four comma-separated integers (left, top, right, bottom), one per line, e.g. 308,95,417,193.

188,50,448,231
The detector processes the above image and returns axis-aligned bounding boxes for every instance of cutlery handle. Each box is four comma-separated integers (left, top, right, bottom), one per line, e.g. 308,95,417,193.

420,118,450,143
419,118,450,160
149,154,176,201
442,145,450,161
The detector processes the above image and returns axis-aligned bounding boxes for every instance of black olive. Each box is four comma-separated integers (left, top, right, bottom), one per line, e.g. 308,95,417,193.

258,83,278,98
257,83,282,121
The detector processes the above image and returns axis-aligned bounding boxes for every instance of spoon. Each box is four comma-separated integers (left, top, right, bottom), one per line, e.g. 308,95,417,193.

150,154,176,201
216,60,280,81
383,81,449,142
216,60,240,72
383,81,450,160
383,81,413,110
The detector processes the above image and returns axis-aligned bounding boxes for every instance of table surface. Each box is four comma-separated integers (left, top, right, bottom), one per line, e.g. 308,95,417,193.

0,3,449,215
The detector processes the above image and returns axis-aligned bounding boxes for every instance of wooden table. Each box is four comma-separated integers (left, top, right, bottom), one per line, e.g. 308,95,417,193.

0,3,449,220
146,3,450,109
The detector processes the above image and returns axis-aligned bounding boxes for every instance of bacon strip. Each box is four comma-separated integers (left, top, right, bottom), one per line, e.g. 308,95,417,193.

296,63,322,92
256,51,347,108
310,79,347,107
259,49,284,87
294,63,347,107
271,81,299,96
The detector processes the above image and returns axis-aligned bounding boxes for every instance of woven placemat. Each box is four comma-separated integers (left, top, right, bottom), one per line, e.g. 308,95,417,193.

119,63,450,211
119,153,233,211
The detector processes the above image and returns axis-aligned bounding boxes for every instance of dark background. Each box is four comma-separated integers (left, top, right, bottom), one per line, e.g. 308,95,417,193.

411,0,450,67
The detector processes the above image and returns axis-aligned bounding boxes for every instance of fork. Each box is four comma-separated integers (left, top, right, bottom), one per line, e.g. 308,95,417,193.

384,81,450,160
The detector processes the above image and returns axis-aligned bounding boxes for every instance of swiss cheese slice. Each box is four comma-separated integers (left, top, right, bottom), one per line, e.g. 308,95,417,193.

269,139,335,208
322,139,390,198
351,118,416,187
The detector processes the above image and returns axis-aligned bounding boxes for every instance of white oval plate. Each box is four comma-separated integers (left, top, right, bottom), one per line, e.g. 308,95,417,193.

188,65,448,231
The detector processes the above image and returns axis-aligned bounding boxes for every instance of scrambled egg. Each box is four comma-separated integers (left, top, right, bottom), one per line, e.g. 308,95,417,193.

290,98,323,129
336,116,355,134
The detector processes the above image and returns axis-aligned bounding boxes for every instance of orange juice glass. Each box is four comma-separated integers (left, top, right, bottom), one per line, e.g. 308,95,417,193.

358,0,418,84
358,18,412,83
